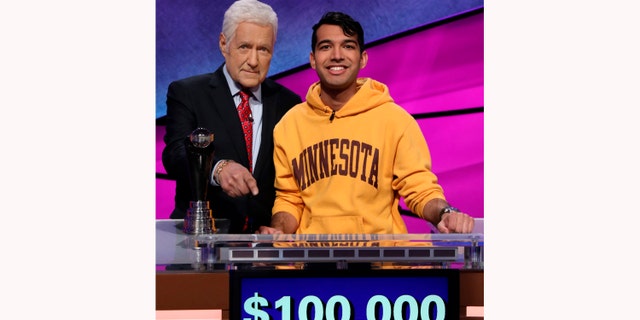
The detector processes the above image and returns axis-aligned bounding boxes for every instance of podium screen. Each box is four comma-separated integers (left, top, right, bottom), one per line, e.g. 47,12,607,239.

230,268,460,320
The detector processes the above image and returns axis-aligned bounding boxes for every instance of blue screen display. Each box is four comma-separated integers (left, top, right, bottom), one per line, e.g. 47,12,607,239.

230,269,459,320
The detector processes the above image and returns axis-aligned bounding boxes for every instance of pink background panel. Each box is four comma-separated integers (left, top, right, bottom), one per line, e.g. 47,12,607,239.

276,11,484,113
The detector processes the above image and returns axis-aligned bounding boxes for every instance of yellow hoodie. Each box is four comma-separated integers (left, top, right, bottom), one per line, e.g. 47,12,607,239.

272,78,446,234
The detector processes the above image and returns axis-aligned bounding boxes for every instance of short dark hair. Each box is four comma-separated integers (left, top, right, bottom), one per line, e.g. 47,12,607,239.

311,12,365,53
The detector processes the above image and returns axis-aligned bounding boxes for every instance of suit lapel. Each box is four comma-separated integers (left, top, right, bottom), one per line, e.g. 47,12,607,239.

254,82,276,178
208,68,251,168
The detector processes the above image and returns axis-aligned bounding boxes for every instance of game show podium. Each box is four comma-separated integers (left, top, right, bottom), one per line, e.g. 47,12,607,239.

156,219,484,319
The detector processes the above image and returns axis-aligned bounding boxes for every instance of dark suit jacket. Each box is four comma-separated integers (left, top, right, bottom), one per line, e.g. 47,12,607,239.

162,65,302,233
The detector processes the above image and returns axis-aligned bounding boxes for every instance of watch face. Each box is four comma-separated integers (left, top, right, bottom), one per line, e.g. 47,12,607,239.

440,206,459,218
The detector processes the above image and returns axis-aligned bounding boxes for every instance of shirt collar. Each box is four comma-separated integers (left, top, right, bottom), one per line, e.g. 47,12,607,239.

222,64,262,102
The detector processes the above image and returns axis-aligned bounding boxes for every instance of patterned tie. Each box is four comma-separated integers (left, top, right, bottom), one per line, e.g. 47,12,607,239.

238,90,253,172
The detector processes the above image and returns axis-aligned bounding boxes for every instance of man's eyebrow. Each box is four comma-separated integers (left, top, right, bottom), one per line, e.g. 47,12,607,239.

316,39,358,47
316,39,333,46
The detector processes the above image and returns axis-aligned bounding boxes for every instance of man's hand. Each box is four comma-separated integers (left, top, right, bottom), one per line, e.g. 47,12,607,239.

257,226,283,234
437,211,475,233
217,161,259,197
262,212,299,234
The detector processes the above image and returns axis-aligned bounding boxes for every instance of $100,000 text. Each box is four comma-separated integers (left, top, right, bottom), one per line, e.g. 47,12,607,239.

242,292,448,320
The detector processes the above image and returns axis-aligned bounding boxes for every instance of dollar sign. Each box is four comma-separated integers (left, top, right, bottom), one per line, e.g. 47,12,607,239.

244,292,269,320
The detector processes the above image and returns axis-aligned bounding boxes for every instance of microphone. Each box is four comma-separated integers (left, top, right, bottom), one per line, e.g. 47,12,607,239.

248,114,254,122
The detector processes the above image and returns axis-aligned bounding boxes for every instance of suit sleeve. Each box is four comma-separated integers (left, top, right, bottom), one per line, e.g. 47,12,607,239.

162,81,196,181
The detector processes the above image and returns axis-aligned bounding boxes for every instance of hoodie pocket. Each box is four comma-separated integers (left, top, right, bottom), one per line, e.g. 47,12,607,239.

306,215,365,234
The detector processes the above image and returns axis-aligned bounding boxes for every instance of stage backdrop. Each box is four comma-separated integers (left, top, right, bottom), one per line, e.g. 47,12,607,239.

156,2,484,233
156,0,484,118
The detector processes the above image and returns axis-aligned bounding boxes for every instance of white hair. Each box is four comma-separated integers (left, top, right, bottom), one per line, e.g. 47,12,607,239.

222,0,278,48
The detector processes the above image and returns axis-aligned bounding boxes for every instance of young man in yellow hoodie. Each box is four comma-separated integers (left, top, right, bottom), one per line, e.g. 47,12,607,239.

260,12,475,235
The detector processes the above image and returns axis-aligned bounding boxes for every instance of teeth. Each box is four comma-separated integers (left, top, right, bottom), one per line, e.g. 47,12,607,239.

329,67,344,71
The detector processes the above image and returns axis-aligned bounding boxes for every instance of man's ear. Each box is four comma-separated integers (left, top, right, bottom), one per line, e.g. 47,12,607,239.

359,50,368,70
309,51,316,70
219,33,227,54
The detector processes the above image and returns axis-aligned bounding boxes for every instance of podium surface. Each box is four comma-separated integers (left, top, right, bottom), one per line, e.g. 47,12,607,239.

156,219,484,319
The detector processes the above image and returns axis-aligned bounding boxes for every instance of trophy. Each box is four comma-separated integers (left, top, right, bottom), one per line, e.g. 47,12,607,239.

183,128,216,234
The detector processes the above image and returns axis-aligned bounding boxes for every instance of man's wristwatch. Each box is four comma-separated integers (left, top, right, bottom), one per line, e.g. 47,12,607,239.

439,206,459,220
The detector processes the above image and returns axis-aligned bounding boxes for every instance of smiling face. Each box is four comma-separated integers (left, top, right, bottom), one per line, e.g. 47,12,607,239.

310,24,368,96
220,22,274,89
